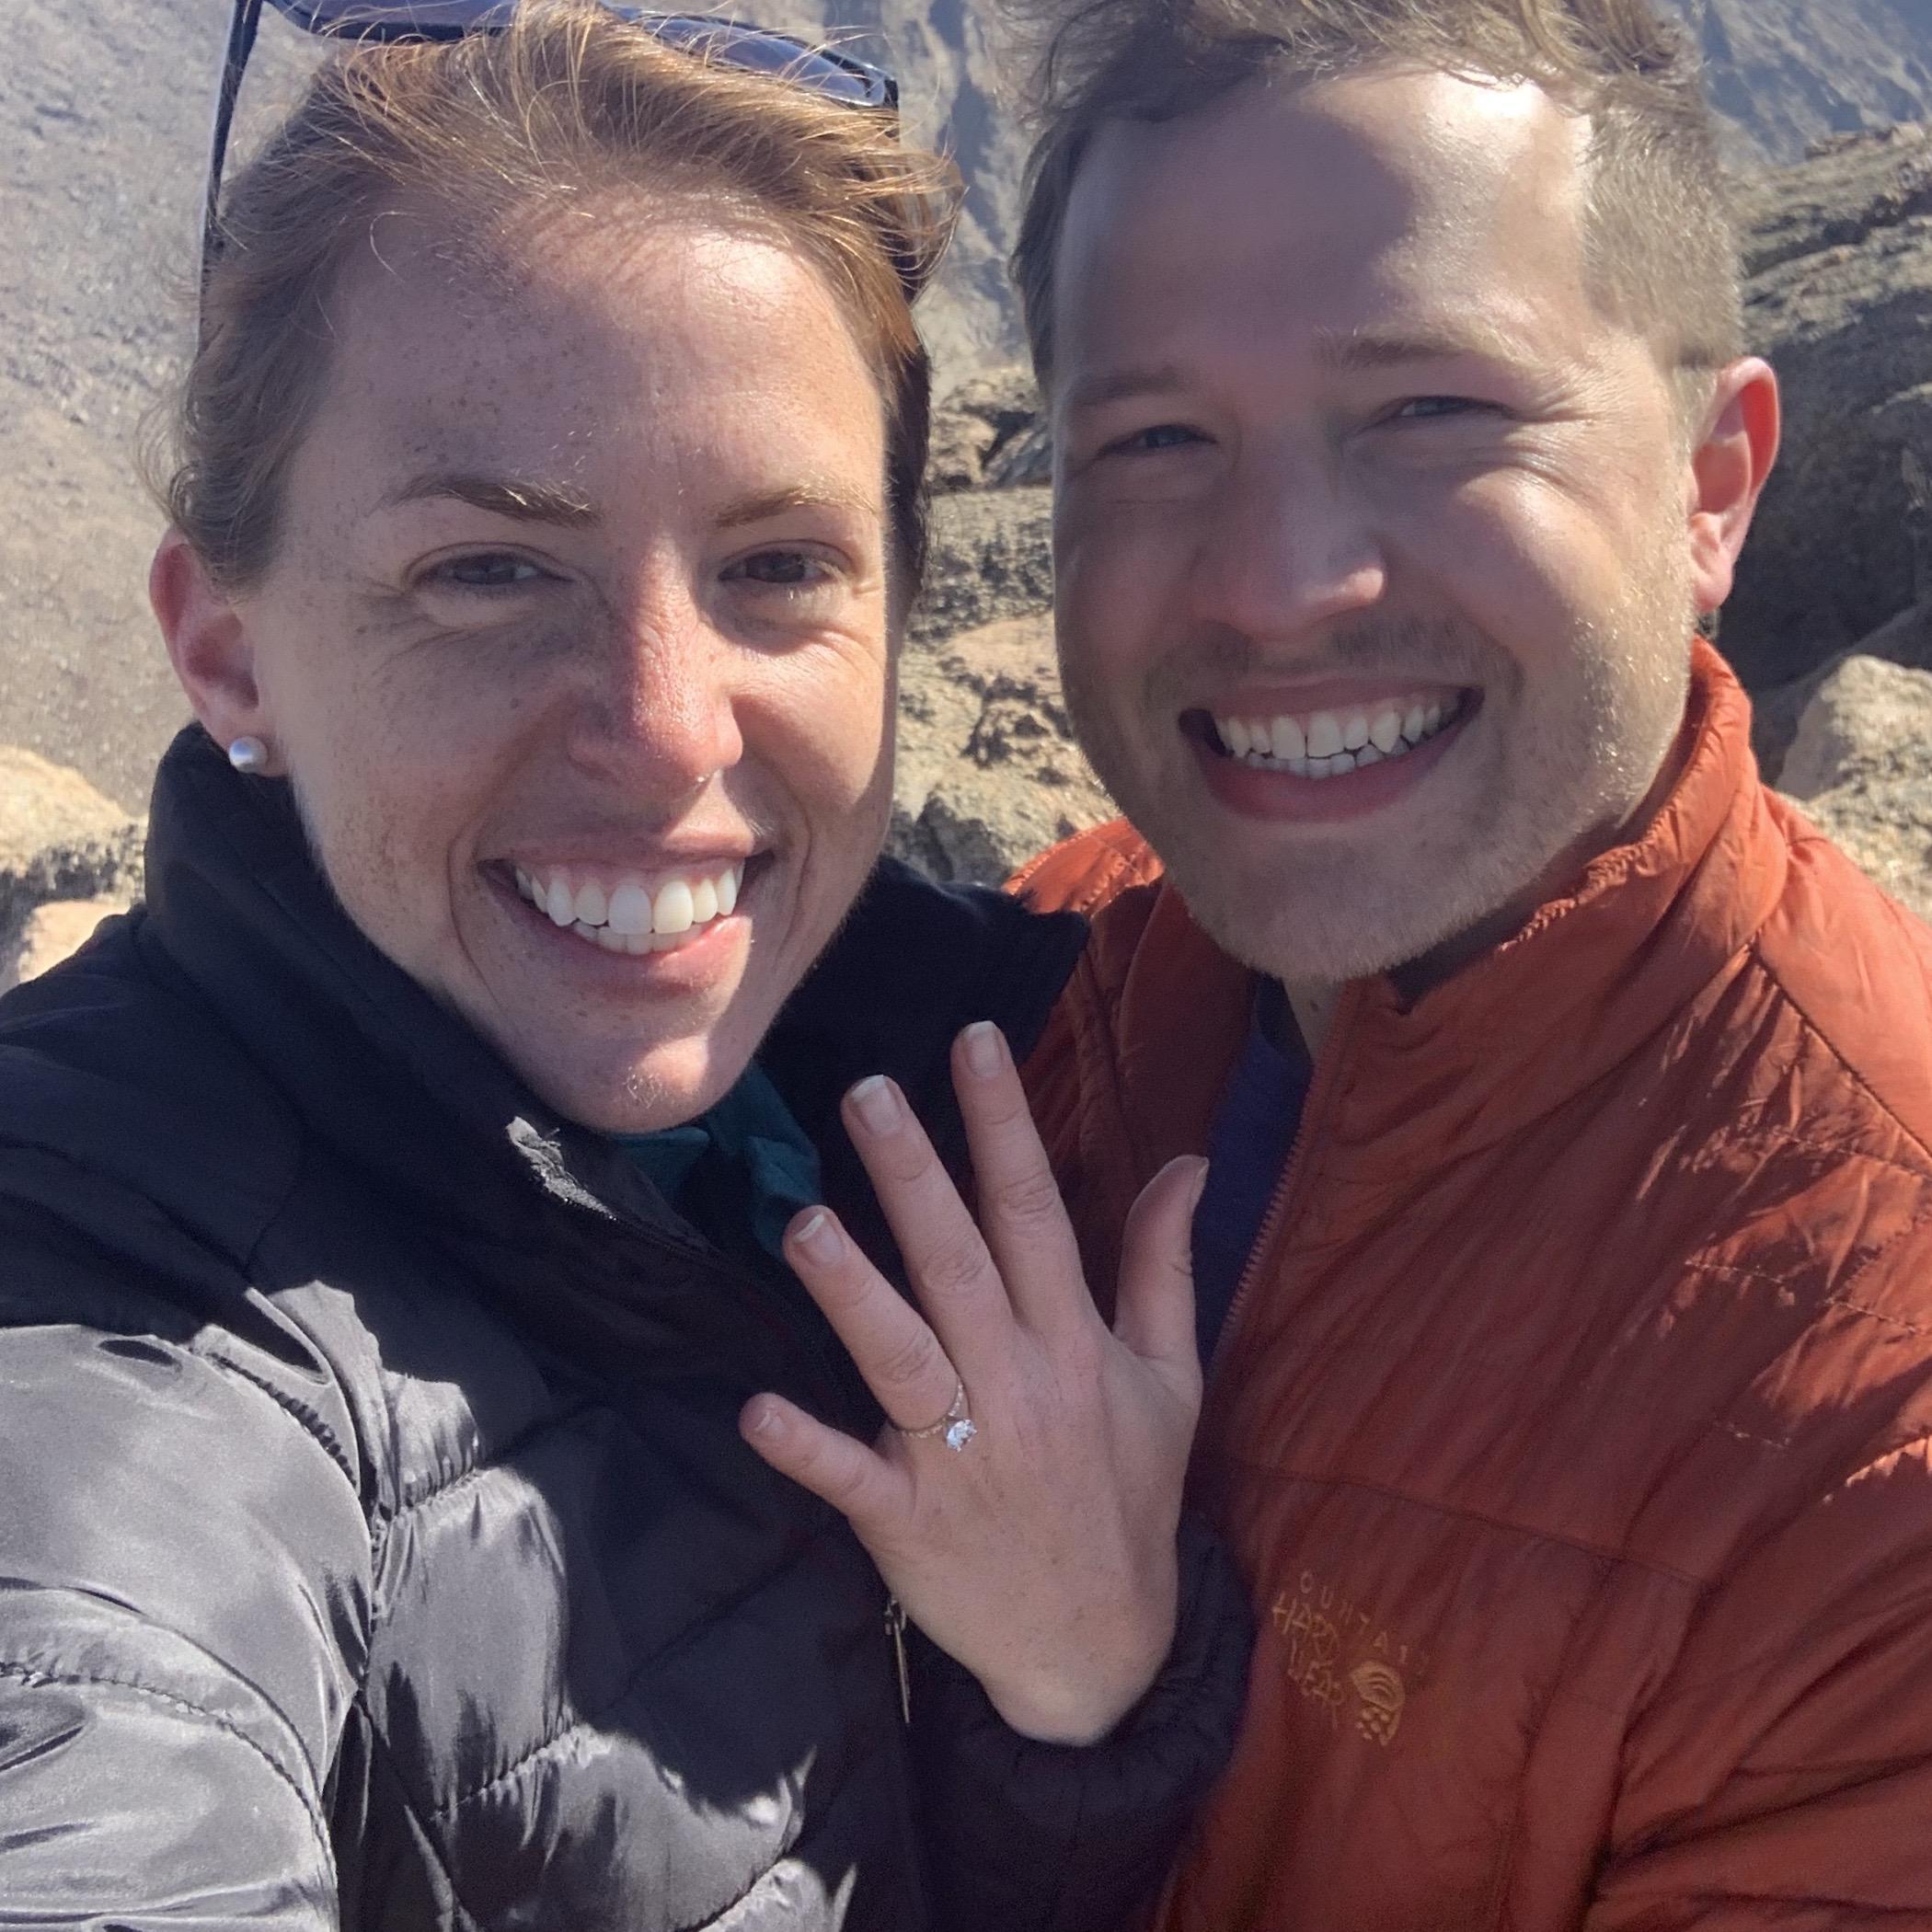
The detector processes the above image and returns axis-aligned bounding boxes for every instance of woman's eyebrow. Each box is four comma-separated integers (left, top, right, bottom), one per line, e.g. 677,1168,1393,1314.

379,470,601,526
715,480,882,529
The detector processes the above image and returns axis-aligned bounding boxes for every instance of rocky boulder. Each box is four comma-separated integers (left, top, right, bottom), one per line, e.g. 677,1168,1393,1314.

0,895,134,995
0,745,143,937
891,612,1114,883
1777,653,1932,925
910,486,1055,648
1729,123,1932,695
927,366,1043,493
0,746,143,990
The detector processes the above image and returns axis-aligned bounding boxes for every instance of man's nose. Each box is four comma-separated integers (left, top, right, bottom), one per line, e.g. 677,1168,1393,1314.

1191,443,1388,641
562,586,745,798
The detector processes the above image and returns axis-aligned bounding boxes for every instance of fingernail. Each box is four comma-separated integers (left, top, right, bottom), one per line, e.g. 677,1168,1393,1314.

960,1021,1005,1080
790,1207,845,1266
745,1397,783,1438
1187,1156,1210,1210
848,1075,903,1136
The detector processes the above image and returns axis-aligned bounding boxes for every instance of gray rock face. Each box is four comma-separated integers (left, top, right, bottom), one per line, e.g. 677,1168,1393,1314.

928,366,1044,493
910,488,1055,647
1666,1,1932,167
891,614,1113,884
1781,650,1932,798
1728,124,1932,694
1777,653,1932,925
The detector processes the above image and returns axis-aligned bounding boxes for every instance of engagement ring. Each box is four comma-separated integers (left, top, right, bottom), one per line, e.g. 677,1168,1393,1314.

898,1376,977,1453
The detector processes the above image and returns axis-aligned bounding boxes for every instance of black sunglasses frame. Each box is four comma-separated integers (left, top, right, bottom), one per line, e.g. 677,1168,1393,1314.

201,0,899,306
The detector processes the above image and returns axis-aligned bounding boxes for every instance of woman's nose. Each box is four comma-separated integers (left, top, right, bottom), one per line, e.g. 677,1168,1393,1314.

1191,445,1388,642
562,596,745,798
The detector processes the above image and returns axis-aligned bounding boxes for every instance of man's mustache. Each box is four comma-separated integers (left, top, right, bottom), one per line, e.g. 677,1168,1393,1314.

1139,614,1511,705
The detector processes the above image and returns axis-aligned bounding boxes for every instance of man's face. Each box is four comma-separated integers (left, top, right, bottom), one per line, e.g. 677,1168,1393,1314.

1050,69,1705,986
223,208,896,1133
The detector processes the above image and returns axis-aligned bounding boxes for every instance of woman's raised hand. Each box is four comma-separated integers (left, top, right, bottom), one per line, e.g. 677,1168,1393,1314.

740,1020,1207,1746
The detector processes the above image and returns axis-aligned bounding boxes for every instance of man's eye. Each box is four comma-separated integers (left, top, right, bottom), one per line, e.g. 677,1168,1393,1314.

726,549,832,589
1110,423,1203,455
429,554,547,591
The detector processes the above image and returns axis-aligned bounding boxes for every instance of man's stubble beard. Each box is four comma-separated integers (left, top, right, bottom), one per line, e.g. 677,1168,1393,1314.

1058,556,1694,993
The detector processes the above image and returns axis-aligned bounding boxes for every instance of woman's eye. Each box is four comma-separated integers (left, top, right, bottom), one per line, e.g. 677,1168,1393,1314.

1394,397,1488,422
726,549,833,590
427,553,548,592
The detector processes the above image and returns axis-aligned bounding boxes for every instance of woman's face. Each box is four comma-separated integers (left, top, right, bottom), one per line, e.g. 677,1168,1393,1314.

196,205,898,1133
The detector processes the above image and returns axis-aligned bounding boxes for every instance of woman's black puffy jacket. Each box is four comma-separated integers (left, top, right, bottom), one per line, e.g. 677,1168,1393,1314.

0,729,1250,1931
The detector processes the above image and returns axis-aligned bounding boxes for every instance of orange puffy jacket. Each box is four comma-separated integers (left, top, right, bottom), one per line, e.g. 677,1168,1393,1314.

1014,643,1932,1930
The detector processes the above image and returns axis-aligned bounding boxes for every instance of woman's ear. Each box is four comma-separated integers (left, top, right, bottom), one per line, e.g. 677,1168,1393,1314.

1687,356,1781,618
150,530,277,764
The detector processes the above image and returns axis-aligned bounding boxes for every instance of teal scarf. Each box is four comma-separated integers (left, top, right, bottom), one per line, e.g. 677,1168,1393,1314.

615,1061,823,1271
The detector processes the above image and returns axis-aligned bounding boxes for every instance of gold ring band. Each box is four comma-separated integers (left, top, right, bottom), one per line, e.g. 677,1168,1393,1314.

896,1376,977,1453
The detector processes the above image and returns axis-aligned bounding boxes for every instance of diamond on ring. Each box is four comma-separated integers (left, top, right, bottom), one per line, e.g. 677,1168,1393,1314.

899,1375,976,1451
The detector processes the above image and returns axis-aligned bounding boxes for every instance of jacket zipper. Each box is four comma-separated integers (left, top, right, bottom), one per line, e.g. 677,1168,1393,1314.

885,1595,912,1724
1203,983,1364,1390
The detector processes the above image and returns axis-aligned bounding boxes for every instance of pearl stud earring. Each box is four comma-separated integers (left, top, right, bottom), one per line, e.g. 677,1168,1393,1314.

227,736,271,775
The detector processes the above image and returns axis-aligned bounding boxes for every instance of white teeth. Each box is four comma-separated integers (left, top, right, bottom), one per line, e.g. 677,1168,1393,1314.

607,881,652,936
516,861,745,954
1305,712,1344,759
652,879,695,936
1213,692,1462,777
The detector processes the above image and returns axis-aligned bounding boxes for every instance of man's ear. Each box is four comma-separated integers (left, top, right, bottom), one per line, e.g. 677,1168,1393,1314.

1686,356,1780,616
150,529,277,763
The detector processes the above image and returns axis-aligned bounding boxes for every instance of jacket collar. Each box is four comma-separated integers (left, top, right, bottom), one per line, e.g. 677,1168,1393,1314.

140,727,1087,1252
1110,641,1790,1175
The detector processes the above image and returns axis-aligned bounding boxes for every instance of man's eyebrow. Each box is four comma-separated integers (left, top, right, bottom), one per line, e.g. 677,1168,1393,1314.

381,471,600,526
1061,363,1190,416
1312,323,1530,371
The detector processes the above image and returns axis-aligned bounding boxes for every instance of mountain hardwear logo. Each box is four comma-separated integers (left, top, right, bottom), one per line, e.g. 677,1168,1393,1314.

1271,1570,1428,1745
1348,1660,1407,1744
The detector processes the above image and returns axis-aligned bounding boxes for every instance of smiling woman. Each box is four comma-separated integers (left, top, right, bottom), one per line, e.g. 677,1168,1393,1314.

0,4,1250,1927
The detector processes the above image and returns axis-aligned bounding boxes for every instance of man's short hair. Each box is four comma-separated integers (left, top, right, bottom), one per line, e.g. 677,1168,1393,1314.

1011,0,1744,422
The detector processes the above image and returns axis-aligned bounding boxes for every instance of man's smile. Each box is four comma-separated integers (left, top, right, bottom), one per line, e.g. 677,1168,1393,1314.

1205,684,1470,777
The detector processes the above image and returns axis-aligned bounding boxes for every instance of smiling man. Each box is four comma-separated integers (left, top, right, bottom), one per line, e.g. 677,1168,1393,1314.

1008,1,1932,1926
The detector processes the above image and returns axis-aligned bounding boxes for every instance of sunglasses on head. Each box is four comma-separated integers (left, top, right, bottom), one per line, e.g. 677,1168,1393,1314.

203,0,900,295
